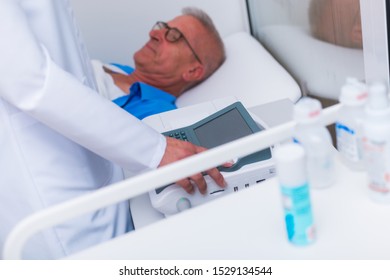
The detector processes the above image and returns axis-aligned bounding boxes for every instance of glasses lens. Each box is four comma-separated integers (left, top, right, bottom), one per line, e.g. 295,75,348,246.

152,22,202,64
153,21,166,31
166,29,182,42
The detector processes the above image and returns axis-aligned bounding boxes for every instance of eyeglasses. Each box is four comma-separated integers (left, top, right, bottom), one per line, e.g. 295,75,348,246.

152,21,202,64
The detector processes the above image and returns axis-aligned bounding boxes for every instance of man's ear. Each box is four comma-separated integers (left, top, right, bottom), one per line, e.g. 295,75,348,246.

182,65,205,82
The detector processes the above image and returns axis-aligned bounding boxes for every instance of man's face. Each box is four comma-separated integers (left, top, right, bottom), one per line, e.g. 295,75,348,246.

133,15,205,79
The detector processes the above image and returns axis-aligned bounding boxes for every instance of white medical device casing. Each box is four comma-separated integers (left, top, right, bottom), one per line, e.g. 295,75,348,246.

149,158,275,216
145,99,275,217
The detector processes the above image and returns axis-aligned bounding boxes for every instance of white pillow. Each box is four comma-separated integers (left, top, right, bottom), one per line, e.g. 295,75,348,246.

176,31,301,108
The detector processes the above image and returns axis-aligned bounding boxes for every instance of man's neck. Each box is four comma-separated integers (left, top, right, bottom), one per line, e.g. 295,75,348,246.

107,72,136,94
104,66,185,97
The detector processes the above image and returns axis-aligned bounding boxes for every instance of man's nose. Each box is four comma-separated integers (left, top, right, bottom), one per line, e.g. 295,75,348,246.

149,28,164,42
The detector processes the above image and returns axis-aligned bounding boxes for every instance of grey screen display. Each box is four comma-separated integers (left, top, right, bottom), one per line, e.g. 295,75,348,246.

193,108,254,149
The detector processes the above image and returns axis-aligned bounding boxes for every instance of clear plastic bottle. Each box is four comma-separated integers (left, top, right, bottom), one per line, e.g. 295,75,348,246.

335,78,368,170
274,142,315,246
293,97,336,189
362,82,390,203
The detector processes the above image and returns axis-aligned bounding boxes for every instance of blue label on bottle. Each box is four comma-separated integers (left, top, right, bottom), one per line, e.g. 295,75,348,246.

281,183,315,245
293,137,301,144
335,122,355,135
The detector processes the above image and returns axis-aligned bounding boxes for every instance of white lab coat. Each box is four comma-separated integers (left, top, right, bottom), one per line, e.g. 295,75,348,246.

0,0,166,259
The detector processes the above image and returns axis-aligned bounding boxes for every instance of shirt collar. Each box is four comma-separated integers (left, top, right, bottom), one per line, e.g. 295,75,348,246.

130,82,177,103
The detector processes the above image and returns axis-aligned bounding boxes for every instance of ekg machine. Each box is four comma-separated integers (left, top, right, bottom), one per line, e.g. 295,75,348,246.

148,102,276,216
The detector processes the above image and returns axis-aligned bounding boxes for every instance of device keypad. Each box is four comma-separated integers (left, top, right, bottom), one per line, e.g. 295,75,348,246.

167,131,189,141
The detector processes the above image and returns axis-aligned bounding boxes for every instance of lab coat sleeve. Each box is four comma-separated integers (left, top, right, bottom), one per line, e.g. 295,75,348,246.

0,0,166,173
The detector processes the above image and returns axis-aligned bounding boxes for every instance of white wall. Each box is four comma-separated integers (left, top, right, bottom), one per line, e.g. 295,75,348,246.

70,0,249,65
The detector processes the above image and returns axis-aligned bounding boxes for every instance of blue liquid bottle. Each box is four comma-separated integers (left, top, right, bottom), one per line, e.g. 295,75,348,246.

274,142,316,246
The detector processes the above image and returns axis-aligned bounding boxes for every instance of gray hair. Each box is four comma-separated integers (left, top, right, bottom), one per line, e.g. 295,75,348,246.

181,7,226,83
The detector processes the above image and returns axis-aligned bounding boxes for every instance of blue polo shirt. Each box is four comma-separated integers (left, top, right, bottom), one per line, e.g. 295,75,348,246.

111,63,177,120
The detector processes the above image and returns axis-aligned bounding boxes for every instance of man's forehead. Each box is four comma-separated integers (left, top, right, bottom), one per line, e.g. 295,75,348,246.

171,15,206,45
168,15,202,31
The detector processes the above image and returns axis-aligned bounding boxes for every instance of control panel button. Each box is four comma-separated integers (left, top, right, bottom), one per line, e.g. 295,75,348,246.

176,197,191,212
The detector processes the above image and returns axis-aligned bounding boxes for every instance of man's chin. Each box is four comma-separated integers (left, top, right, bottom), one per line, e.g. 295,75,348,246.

134,48,155,64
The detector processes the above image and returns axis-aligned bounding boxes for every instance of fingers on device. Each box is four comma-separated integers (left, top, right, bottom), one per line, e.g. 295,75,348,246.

149,102,275,216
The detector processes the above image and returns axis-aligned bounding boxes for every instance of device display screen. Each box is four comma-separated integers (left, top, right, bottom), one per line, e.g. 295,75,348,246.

193,108,254,149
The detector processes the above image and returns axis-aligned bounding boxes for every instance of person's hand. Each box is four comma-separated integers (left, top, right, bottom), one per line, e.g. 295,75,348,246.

158,137,227,194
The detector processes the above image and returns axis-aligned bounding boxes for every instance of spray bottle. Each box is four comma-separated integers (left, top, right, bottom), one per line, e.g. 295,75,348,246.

362,82,390,202
336,78,368,170
293,97,336,189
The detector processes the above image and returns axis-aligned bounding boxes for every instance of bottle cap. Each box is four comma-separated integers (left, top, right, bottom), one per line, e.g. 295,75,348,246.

294,97,322,124
274,143,306,187
339,78,368,106
345,77,360,84
365,82,390,119
367,82,388,110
